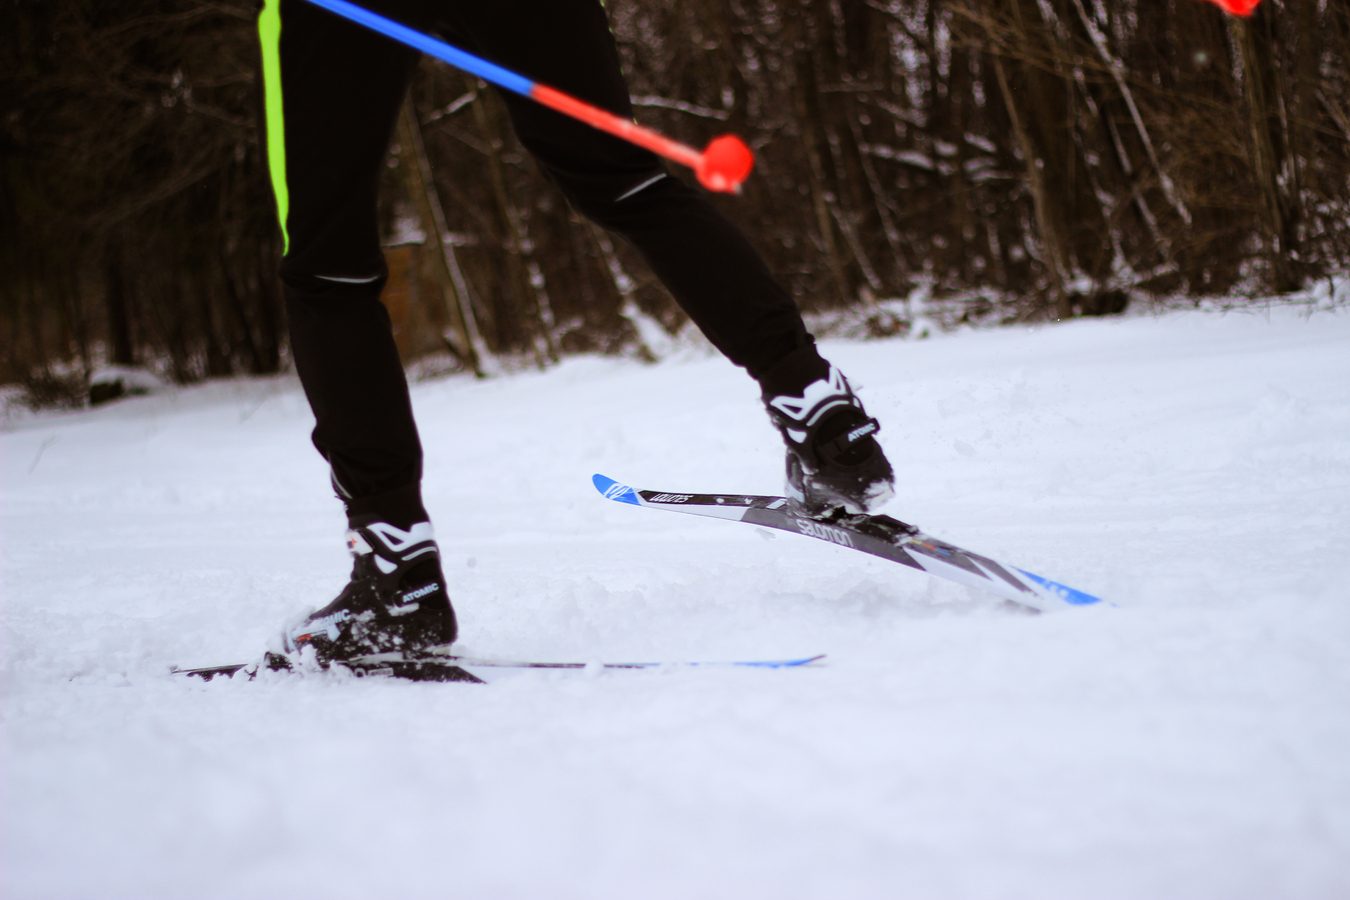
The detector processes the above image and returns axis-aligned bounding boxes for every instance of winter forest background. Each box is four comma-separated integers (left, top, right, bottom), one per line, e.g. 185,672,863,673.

3,0,1349,394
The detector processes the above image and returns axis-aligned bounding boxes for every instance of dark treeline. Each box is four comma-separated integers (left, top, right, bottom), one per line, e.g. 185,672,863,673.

2,0,283,389
4,0,1349,392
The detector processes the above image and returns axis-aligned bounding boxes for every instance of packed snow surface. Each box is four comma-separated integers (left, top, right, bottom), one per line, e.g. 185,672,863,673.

4,303,1349,898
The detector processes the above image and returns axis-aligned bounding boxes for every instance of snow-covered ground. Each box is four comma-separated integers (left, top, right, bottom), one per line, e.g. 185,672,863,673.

4,302,1349,898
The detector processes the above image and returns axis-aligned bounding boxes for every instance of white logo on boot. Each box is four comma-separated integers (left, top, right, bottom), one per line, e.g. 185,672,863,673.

389,581,441,617
349,522,439,574
365,521,436,553
769,367,855,428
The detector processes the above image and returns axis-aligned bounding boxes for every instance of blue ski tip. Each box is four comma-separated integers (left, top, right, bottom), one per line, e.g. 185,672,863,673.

1015,569,1104,606
735,654,827,668
593,473,641,506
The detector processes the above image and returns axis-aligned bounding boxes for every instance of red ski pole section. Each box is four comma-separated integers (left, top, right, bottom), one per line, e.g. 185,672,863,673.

531,84,751,193
1197,0,1260,15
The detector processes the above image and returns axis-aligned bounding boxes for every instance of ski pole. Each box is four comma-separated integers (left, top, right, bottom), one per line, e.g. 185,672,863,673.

299,0,755,193
1198,0,1261,14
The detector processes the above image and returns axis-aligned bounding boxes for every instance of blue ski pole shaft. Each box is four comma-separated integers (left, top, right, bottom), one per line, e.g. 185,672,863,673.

304,0,534,95
297,0,753,192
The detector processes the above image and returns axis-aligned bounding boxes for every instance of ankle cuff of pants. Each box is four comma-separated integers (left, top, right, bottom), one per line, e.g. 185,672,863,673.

345,484,429,530
756,341,831,399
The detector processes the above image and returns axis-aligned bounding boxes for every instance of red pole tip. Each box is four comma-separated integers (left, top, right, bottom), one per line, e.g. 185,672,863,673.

1198,0,1260,16
696,135,755,194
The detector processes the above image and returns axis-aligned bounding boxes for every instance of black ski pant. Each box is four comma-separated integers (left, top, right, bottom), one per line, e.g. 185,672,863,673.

261,0,828,526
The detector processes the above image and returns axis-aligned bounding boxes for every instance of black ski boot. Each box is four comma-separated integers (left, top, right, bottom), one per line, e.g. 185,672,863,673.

764,366,895,517
277,517,458,667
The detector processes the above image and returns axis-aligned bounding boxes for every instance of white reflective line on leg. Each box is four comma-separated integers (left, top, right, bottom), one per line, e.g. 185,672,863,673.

316,274,382,284
615,172,667,201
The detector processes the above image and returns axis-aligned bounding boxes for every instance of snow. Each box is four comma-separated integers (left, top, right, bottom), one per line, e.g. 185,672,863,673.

4,303,1350,898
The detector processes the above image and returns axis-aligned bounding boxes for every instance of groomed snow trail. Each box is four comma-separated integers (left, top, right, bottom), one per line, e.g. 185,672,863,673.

3,305,1349,899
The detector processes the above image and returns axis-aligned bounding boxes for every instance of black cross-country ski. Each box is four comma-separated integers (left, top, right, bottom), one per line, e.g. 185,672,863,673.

172,652,826,682
428,653,825,670
592,473,1105,612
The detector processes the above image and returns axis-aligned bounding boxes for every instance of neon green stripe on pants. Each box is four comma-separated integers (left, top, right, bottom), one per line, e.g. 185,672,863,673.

258,0,290,255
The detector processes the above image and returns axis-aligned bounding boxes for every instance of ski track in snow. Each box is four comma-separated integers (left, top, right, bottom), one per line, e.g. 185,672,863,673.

3,305,1349,898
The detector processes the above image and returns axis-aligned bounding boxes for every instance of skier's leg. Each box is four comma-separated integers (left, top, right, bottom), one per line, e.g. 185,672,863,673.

436,0,828,398
261,0,428,524
439,0,893,512
259,0,456,655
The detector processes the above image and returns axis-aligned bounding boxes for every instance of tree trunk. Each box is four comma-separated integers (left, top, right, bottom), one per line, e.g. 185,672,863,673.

397,98,488,375
1234,14,1297,292
992,52,1068,317
104,234,135,366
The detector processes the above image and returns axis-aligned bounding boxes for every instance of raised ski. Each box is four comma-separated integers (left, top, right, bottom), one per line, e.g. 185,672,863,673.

593,473,1105,612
